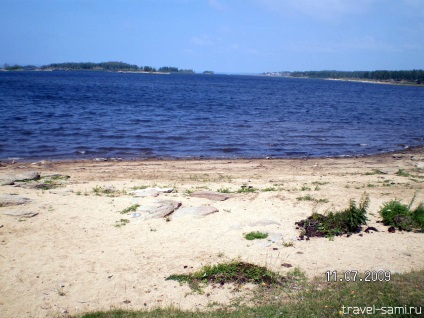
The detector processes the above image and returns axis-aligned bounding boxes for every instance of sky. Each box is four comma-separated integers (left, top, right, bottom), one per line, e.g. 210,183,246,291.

1,0,423,73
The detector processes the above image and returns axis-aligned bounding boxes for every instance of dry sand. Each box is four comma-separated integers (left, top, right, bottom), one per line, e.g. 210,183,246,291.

1,148,423,317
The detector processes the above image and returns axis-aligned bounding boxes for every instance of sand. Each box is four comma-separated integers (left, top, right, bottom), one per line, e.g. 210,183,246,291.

1,148,423,317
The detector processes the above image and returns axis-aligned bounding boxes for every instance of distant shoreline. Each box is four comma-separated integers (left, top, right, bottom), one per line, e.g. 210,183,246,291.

323,77,424,86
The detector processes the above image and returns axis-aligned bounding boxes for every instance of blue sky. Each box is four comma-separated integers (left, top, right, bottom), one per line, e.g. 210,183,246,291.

1,0,423,73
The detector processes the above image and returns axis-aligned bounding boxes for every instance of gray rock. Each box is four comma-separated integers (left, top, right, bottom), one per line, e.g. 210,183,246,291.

13,171,40,182
0,171,40,185
0,195,31,207
0,179,14,186
130,187,174,197
268,233,283,243
131,189,160,197
416,162,424,169
190,191,230,201
249,220,280,227
151,187,174,193
3,211,38,218
172,206,219,219
379,168,399,175
136,200,181,220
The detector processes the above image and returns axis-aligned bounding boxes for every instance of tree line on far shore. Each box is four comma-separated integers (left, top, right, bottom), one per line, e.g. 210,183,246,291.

2,61,197,74
289,70,424,84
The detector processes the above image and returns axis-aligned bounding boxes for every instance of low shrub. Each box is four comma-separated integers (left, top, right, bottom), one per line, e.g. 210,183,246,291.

413,204,424,229
296,194,369,238
379,199,424,231
379,200,409,226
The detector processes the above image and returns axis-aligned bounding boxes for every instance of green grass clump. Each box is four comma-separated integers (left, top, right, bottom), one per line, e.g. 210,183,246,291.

120,204,140,214
379,200,410,225
237,187,257,193
413,204,424,229
79,269,424,318
396,169,411,177
166,261,285,291
244,231,268,240
297,194,369,238
131,185,149,190
261,187,276,192
379,198,424,231
217,188,232,193
364,169,385,175
114,219,130,227
92,185,123,196
297,194,314,201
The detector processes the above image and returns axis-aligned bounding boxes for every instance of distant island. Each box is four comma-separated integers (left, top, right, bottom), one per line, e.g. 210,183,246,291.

262,70,424,85
2,62,423,85
1,61,201,74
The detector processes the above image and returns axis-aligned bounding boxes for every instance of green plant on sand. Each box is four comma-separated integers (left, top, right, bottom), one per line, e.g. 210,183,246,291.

244,231,268,240
78,269,424,317
166,261,286,292
296,194,369,238
120,204,140,214
379,194,424,231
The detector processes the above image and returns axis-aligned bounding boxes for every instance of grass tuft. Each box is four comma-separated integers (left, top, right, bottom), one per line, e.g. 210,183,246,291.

244,231,268,240
78,269,424,318
396,169,411,177
166,261,286,292
237,186,257,193
217,188,232,193
120,204,140,214
297,194,314,201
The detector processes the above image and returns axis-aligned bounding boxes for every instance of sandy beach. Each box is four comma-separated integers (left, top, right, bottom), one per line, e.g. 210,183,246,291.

1,148,423,317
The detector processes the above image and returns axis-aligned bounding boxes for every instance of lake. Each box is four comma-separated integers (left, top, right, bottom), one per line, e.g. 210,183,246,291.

1,71,423,160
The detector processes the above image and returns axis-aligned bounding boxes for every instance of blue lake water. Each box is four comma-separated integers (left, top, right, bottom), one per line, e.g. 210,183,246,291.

0,71,423,160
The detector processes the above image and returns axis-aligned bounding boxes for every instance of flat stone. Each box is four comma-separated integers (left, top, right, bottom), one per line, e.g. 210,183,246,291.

14,171,40,182
379,168,399,175
0,195,31,207
0,179,14,186
416,162,424,169
132,189,160,197
172,206,219,219
136,200,181,220
249,220,280,227
3,211,38,218
190,191,230,201
151,187,174,193
268,233,283,243
130,187,174,197
0,171,40,185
